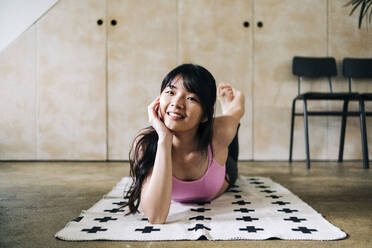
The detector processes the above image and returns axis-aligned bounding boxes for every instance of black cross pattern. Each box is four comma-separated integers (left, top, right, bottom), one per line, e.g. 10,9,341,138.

135,226,161,233
236,216,259,222
189,215,212,221
266,195,282,199
72,216,83,222
272,201,290,206
234,195,242,199
247,178,260,181
196,201,211,206
250,181,264,185
112,201,126,206
81,226,107,233
292,226,318,234
230,184,240,188
278,208,298,213
234,208,255,213
232,200,251,206
284,217,307,223
261,190,276,194
239,226,264,233
104,208,124,213
141,218,149,221
188,224,211,231
190,208,211,213
94,216,118,223
256,185,270,189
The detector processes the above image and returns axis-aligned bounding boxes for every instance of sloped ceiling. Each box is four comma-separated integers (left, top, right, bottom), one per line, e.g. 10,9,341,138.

0,0,59,53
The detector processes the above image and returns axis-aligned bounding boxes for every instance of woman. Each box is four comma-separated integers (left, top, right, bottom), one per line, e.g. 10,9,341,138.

122,64,245,224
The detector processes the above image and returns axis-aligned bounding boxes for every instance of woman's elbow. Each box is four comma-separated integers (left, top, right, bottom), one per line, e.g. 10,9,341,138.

145,210,168,224
148,215,167,224
141,206,168,224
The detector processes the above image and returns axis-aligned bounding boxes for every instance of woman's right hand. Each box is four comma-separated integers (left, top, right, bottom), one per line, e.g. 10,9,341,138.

148,97,173,142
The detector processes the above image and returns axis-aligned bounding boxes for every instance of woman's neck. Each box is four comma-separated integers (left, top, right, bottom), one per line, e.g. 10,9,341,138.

172,130,199,155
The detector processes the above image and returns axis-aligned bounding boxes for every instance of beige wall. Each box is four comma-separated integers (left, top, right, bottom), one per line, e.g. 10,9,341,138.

0,26,36,159
328,0,372,160
0,0,371,161
178,0,253,159
107,0,178,160
254,0,328,160
37,0,107,160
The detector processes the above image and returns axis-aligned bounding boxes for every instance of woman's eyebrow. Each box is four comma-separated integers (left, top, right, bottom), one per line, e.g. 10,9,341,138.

168,84,177,89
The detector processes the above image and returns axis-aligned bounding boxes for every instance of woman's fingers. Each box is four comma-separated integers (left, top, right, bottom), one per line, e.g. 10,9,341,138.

148,97,164,127
232,88,245,105
148,97,160,123
218,83,233,94
147,97,173,140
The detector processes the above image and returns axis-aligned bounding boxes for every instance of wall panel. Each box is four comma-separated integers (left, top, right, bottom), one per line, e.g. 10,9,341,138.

253,0,327,160
179,0,253,159
107,0,177,159
0,26,36,159
37,0,107,159
0,0,370,161
328,0,372,159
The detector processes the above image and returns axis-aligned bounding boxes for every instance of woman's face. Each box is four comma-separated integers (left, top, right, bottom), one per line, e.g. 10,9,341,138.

159,76,206,133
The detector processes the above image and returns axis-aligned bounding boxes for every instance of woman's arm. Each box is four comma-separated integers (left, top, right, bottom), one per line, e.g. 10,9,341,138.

140,137,172,224
139,97,173,224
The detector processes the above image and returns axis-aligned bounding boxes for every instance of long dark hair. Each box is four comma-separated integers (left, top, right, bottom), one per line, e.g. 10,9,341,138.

122,64,217,215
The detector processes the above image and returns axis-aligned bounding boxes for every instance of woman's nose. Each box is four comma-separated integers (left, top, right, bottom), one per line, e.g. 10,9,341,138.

171,95,185,109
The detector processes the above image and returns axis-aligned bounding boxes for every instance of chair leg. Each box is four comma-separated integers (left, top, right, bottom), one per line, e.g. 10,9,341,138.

358,99,369,169
303,99,310,169
289,99,296,162
338,100,349,162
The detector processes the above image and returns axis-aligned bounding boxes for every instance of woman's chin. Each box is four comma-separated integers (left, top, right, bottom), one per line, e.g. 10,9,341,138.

164,120,184,133
164,122,177,132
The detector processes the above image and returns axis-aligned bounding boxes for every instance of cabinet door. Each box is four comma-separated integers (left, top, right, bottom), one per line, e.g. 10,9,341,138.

108,0,177,160
328,0,372,159
0,26,36,159
253,0,327,160
179,0,253,159
37,0,107,159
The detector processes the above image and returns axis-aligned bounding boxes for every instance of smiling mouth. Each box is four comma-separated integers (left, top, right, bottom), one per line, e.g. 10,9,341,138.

167,112,185,120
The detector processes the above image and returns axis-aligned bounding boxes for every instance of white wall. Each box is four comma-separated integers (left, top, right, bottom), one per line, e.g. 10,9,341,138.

0,0,59,52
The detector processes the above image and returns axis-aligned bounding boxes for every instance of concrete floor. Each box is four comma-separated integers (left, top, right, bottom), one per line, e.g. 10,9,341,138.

0,161,371,248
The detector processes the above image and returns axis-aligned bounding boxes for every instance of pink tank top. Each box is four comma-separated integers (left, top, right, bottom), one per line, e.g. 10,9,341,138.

171,144,226,203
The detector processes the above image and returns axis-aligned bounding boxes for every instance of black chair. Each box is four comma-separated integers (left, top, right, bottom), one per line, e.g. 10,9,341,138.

289,56,366,169
339,58,372,168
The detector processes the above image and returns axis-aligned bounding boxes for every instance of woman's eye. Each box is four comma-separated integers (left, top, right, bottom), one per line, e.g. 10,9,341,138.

166,90,174,95
187,97,198,102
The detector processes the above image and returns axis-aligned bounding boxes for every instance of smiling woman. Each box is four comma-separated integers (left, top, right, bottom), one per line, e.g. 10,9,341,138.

120,64,245,224
159,77,206,133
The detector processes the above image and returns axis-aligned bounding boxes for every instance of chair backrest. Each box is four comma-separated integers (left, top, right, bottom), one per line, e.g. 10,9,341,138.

343,58,372,78
293,56,337,77
292,56,337,95
343,58,372,92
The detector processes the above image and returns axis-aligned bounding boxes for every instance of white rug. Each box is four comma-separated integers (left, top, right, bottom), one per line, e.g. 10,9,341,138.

55,176,347,241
